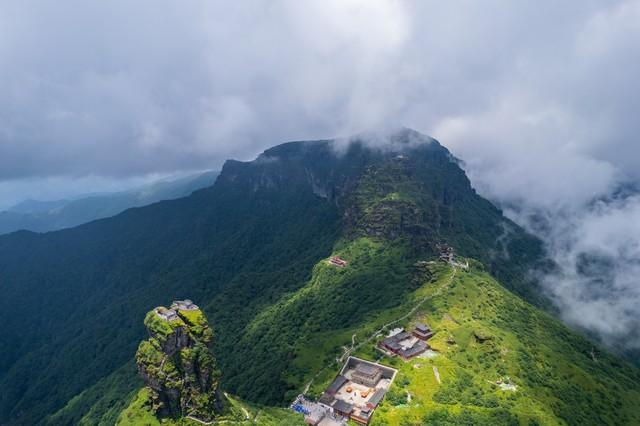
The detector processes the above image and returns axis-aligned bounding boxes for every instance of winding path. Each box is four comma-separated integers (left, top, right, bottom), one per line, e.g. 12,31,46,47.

303,265,457,394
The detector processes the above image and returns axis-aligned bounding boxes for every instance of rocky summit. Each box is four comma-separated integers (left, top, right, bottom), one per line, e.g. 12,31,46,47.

135,300,222,422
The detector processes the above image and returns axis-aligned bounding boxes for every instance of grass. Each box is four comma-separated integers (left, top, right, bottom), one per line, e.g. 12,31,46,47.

116,389,302,426
176,309,205,326
116,388,165,426
297,261,453,400
144,311,186,341
222,236,416,403
118,255,640,425
286,262,640,426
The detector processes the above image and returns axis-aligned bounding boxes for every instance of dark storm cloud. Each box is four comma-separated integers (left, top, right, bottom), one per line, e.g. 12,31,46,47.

1,0,640,348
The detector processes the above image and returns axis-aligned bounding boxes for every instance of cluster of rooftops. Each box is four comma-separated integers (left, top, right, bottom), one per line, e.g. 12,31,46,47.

309,357,397,426
155,299,199,321
293,321,436,425
378,322,434,360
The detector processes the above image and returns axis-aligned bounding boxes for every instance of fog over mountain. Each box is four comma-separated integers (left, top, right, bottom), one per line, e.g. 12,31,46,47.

1,1,639,349
0,170,218,234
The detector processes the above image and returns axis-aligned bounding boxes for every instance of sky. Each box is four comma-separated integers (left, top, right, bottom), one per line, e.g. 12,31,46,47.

1,1,640,350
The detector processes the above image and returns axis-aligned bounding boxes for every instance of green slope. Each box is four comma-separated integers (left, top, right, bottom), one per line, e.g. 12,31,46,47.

0,129,583,425
210,140,546,407
331,262,640,425
0,177,341,425
115,253,640,425
202,235,640,424
116,389,301,426
44,361,141,426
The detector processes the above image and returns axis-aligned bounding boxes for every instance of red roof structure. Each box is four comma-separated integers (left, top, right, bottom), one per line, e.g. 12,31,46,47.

329,256,348,267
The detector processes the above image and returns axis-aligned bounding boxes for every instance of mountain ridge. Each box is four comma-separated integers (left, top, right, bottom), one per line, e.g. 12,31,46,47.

0,170,218,235
0,129,632,426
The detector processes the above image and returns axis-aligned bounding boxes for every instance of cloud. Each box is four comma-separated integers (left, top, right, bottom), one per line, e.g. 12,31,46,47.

0,175,160,210
503,193,640,350
0,0,415,181
2,1,634,183
1,0,640,349
419,1,640,350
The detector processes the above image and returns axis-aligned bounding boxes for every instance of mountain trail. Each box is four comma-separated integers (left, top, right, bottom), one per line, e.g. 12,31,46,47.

303,265,457,395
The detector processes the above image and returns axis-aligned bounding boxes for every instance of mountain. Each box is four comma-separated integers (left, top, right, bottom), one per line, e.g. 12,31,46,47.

0,129,637,425
135,301,222,421
117,301,303,425
0,170,218,235
116,260,640,426
7,199,70,215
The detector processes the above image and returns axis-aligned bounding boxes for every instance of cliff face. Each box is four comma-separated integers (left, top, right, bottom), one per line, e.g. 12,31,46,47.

342,157,436,247
135,301,221,422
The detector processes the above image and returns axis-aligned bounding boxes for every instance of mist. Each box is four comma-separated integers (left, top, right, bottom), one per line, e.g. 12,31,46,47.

498,191,640,351
1,1,640,350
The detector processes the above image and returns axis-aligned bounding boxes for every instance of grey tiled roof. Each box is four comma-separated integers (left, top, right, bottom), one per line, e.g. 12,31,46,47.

399,340,427,357
332,399,353,414
415,322,431,332
355,363,380,376
326,375,348,394
367,388,386,407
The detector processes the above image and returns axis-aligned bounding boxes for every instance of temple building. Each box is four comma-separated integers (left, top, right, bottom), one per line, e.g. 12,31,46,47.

352,363,382,387
171,299,199,311
413,322,434,341
379,328,428,360
155,307,179,321
315,357,397,426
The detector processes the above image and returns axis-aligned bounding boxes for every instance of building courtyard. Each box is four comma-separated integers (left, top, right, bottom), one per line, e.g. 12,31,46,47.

317,357,397,425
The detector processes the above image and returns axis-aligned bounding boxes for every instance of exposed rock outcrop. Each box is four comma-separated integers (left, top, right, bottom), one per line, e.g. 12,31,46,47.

135,300,221,421
342,158,439,252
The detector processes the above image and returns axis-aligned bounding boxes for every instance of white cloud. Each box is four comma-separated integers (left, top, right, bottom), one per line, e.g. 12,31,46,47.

1,0,640,349
536,195,640,348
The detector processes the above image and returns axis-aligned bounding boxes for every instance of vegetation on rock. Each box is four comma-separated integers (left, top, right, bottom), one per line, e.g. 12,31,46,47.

135,303,221,422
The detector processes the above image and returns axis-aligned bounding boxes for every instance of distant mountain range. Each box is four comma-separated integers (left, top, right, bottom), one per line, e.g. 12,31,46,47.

0,171,218,235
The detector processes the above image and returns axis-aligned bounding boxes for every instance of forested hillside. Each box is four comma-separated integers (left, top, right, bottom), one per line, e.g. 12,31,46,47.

0,152,341,424
0,130,576,425
296,262,640,425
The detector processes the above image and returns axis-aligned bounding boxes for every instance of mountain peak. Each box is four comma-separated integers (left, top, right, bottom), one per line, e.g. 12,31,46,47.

216,129,454,207
136,300,222,421
250,127,437,163
351,126,436,145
